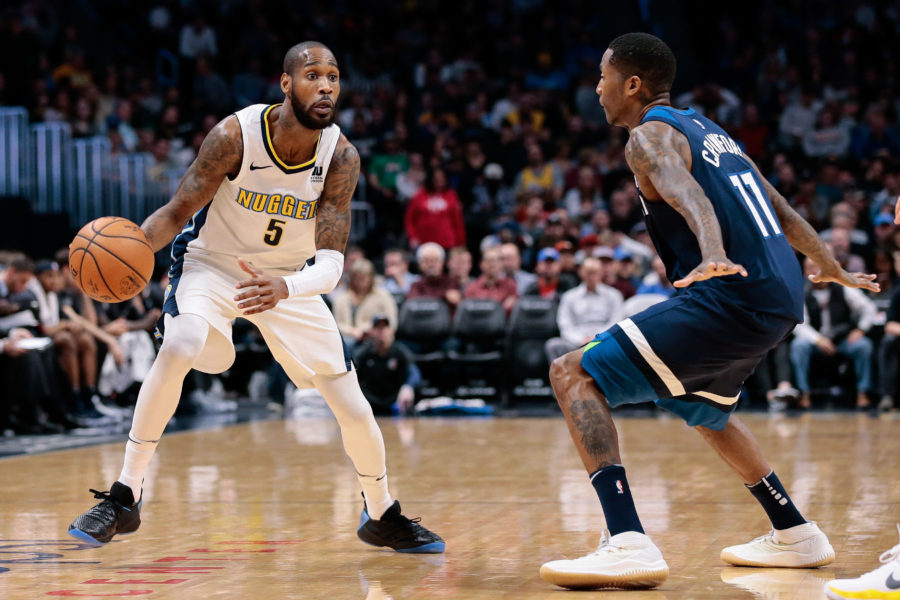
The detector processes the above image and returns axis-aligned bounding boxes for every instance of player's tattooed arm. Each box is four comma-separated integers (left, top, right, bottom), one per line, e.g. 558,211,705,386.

759,173,879,291
141,116,243,252
625,121,747,287
315,136,360,253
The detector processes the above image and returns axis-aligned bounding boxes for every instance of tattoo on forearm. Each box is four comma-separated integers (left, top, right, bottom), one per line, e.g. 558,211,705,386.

569,397,621,466
141,117,242,251
316,141,360,252
626,123,727,260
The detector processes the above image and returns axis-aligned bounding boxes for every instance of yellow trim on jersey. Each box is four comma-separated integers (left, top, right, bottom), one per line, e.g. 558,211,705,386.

262,104,323,170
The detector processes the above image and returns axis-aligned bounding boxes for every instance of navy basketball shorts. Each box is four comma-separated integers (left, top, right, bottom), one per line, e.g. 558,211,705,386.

580,290,795,431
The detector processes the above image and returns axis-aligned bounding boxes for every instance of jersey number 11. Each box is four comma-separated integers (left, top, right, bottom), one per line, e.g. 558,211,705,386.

729,171,782,238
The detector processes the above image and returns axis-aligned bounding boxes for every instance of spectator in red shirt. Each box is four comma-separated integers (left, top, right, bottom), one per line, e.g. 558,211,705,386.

464,246,518,313
404,167,466,250
407,242,462,310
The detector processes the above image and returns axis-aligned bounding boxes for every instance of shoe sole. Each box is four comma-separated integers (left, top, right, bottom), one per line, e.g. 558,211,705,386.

68,528,138,546
358,536,446,554
539,565,669,590
68,528,108,546
825,587,900,600
720,548,835,568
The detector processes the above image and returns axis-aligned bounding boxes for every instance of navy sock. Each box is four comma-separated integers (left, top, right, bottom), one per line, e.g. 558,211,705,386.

746,470,805,530
589,465,644,536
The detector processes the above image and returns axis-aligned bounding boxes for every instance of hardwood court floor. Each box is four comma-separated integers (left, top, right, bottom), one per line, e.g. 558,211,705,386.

0,413,897,599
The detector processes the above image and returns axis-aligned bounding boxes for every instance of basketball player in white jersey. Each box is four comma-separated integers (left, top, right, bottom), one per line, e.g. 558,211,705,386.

68,41,444,554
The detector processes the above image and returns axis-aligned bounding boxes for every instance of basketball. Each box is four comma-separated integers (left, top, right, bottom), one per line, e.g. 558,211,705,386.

68,216,154,302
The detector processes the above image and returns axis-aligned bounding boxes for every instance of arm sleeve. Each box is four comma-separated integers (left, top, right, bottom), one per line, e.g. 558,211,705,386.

282,249,344,297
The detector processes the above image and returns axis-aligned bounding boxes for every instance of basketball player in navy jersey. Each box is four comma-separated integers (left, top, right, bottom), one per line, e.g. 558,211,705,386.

68,41,443,554
540,33,879,590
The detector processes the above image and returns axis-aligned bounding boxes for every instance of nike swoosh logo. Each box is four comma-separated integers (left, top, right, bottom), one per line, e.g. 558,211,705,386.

250,163,271,171
887,572,900,589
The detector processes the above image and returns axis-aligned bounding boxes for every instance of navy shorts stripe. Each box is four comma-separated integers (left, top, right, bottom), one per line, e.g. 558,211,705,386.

609,325,672,399
580,331,658,406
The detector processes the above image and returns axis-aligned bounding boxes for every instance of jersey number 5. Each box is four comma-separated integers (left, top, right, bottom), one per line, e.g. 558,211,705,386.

264,218,285,246
729,171,782,238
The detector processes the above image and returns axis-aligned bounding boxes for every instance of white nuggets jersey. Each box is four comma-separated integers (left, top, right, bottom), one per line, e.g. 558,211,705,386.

173,104,341,271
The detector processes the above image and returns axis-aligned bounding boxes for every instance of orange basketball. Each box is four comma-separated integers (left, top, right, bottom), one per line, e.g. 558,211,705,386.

69,216,154,302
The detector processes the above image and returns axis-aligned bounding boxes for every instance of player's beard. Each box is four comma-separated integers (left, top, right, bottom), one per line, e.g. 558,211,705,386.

288,89,335,130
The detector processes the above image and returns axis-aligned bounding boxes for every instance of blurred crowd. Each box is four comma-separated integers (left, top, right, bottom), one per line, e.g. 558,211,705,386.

1,0,900,434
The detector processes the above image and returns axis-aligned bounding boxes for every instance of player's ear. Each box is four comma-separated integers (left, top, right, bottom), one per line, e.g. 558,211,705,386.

626,75,642,98
280,73,291,95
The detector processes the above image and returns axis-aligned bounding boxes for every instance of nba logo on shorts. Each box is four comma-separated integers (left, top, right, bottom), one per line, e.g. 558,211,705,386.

616,480,624,495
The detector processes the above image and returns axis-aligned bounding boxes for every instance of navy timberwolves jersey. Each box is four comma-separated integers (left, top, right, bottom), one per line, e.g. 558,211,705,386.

636,106,804,322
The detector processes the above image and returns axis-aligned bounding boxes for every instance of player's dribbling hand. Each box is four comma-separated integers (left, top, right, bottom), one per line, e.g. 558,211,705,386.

234,258,289,315
808,268,880,293
673,257,748,288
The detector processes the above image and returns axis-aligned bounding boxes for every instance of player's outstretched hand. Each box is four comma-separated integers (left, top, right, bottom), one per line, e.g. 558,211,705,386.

234,258,289,315
808,268,880,293
673,257,748,288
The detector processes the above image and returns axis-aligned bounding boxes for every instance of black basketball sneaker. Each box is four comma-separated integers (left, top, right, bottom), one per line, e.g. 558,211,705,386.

357,496,445,553
68,482,141,545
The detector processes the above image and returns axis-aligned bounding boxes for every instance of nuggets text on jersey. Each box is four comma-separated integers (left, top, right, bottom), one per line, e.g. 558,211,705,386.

235,188,319,220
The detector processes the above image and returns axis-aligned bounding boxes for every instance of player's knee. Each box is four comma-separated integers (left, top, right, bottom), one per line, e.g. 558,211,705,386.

157,335,203,371
549,351,582,387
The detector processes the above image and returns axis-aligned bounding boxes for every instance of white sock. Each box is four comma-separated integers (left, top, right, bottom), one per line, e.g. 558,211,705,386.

118,435,158,498
359,471,393,520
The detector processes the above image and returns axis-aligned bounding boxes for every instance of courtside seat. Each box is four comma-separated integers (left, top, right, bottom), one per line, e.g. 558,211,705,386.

506,297,558,402
447,299,506,400
396,298,452,396
396,297,451,362
447,299,507,363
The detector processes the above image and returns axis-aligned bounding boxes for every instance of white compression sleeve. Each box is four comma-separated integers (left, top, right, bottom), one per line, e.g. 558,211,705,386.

282,249,344,297
119,313,210,495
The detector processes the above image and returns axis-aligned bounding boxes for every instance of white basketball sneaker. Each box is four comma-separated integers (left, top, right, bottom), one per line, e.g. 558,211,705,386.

721,522,835,568
540,530,669,589
825,525,900,600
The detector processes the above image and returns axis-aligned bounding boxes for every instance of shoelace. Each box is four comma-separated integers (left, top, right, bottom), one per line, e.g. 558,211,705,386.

590,530,628,556
382,513,433,542
88,488,132,511
750,530,776,545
